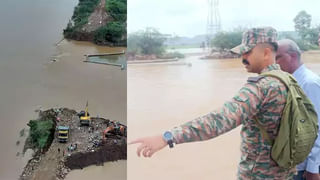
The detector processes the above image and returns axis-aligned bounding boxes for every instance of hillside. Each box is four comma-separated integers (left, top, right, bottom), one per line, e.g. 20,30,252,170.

63,0,127,46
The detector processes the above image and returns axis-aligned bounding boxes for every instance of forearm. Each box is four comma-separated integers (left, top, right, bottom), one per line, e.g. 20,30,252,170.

171,101,243,144
170,82,263,145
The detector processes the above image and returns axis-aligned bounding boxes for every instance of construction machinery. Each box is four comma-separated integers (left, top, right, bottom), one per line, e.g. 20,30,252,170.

79,101,91,126
58,126,69,143
103,122,127,140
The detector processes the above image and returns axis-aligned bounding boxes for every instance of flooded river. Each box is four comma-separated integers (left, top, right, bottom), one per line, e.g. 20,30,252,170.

0,0,126,179
127,50,320,180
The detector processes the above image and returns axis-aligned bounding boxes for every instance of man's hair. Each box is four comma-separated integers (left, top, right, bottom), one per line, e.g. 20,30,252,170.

269,42,278,52
278,39,301,61
259,42,278,53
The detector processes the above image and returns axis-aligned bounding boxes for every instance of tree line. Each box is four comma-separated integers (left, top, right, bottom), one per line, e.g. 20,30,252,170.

128,10,319,55
128,27,184,59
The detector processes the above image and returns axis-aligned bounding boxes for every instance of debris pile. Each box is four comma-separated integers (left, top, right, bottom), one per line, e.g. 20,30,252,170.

201,50,240,59
20,108,127,180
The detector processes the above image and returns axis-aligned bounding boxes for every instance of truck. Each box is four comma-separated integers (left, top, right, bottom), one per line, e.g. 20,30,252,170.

58,126,69,143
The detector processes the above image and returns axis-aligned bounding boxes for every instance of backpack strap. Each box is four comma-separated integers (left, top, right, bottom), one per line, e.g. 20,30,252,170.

260,70,291,88
253,70,291,145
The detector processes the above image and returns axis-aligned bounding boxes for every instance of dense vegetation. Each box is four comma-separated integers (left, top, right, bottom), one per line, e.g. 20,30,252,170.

128,28,166,55
64,0,127,46
27,118,55,150
63,0,100,38
128,28,184,59
106,0,126,22
94,21,126,45
211,11,319,52
93,0,126,45
290,10,319,50
211,31,242,51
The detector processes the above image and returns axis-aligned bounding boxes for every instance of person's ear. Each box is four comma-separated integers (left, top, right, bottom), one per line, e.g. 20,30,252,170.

263,47,272,60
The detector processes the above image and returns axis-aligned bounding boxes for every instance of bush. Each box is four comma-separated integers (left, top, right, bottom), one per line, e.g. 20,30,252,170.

72,0,99,24
93,21,126,45
63,0,99,38
127,28,167,55
27,119,55,150
158,51,185,59
105,0,126,22
212,31,243,51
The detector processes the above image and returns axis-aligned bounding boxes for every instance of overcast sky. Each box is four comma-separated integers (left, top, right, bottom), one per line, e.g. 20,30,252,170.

128,0,320,37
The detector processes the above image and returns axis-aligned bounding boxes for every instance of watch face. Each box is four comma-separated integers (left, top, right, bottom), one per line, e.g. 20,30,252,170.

164,131,173,140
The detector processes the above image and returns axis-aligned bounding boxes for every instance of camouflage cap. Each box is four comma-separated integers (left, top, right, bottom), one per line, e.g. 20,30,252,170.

231,27,278,55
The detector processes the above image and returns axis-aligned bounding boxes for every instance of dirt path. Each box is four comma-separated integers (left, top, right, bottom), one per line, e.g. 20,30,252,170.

82,0,110,32
31,143,66,180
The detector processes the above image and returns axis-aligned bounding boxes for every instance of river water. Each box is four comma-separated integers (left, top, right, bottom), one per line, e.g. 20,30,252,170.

127,50,320,180
0,0,126,179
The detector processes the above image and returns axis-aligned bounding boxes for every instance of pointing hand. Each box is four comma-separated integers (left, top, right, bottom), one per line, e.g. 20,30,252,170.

129,135,167,158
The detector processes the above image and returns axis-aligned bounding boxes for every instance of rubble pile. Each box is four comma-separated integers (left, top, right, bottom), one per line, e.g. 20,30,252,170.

202,50,240,59
20,154,41,179
20,108,127,180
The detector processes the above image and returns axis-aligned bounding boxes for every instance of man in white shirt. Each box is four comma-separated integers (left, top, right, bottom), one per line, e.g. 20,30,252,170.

276,39,320,180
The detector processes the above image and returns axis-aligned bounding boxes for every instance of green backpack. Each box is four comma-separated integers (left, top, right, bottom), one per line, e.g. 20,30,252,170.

254,70,318,169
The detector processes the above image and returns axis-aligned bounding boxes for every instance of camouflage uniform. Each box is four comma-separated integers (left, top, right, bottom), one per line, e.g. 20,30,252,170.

231,27,278,55
170,27,296,179
170,64,296,179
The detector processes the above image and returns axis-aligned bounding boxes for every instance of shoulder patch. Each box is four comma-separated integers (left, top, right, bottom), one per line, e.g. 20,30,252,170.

247,76,264,83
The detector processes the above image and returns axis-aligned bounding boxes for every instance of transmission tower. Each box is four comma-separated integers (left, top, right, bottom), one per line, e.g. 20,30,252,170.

206,0,221,49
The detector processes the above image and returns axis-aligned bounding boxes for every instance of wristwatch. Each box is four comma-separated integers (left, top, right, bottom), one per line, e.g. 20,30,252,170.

163,131,174,148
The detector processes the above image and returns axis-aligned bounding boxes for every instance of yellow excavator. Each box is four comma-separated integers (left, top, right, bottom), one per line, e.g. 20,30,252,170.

79,101,91,126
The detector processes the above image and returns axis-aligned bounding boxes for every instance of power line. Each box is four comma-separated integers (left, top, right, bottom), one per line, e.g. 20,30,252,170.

206,0,221,49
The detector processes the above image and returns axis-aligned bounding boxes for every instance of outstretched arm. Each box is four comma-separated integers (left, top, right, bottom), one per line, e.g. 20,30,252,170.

130,82,265,157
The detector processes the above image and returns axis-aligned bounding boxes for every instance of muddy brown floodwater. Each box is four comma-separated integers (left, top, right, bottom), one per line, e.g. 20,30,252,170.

127,50,320,180
0,0,126,179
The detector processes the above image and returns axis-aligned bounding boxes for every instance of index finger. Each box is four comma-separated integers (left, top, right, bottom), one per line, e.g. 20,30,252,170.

128,138,144,145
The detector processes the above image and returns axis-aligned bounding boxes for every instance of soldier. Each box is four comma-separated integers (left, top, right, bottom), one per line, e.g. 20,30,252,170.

130,27,296,179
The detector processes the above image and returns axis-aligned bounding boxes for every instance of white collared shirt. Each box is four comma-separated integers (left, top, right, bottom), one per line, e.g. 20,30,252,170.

293,64,320,173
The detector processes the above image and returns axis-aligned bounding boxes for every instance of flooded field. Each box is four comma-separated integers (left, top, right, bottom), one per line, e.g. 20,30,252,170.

127,49,320,180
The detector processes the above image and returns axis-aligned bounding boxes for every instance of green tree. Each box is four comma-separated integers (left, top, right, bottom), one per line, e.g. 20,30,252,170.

106,0,126,22
127,33,141,54
211,31,242,51
128,28,167,55
27,119,55,150
94,21,126,45
293,11,320,49
294,10,311,40
304,27,320,46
